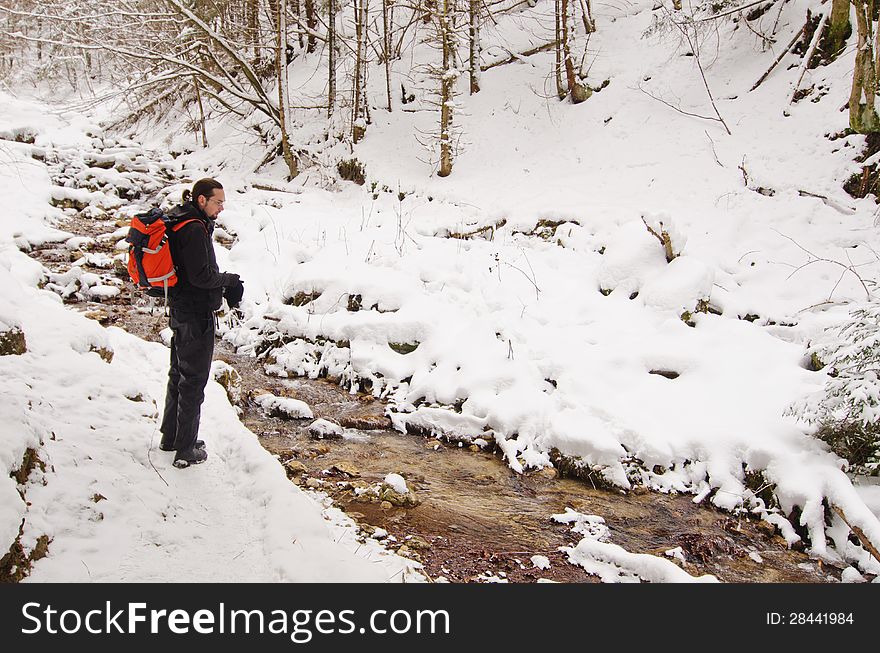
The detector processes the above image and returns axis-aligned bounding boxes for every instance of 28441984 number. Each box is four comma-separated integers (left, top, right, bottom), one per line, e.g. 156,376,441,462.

788,613,853,625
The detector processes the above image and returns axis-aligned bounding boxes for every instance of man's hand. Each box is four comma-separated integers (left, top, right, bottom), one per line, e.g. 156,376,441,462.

223,276,244,308
222,272,240,287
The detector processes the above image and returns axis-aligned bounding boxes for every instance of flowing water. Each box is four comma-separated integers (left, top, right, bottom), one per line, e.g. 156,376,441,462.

20,137,842,583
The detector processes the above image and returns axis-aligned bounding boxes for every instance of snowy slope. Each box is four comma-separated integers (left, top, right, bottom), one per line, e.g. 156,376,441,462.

0,93,417,582
3,0,880,579
170,0,880,570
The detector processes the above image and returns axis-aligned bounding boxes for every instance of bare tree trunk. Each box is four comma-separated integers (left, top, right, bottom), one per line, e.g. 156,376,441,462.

850,0,880,133
352,0,369,142
383,0,393,110
292,0,305,49
438,0,453,177
826,0,852,58
360,0,371,128
581,0,595,33
277,0,299,178
561,0,588,103
328,0,336,116
193,76,209,147
468,0,481,94
554,0,566,99
248,0,261,69
305,0,317,53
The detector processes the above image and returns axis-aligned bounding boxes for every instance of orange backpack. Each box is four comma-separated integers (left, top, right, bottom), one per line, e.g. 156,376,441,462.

126,208,199,298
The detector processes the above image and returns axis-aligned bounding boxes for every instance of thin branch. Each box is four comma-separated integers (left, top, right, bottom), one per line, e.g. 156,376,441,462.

831,504,880,565
481,41,557,71
705,130,723,166
750,25,804,91
638,82,723,124
688,0,782,23
661,4,731,134
772,228,873,299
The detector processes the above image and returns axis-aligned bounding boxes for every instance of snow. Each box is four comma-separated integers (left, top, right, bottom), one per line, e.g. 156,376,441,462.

563,537,718,583
253,393,314,420
86,284,121,299
841,567,867,583
308,418,344,439
0,93,416,582
383,473,409,495
552,508,610,542
555,508,717,583
530,555,551,570
3,0,880,581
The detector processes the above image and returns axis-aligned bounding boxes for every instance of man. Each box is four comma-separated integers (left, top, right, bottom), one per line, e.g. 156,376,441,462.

158,178,244,469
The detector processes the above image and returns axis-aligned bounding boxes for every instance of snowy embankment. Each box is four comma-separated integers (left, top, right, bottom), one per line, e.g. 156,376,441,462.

0,96,416,581
140,0,880,571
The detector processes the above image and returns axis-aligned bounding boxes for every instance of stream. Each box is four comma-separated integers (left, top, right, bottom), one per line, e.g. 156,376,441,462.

20,133,840,583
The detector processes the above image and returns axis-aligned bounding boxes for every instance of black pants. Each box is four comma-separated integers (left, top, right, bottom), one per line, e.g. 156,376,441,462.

160,309,215,452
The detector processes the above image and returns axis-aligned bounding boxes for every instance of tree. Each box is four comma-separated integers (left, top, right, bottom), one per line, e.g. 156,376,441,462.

435,0,459,177
850,0,880,133
247,0,263,70
559,0,589,103
304,0,318,53
468,0,480,94
328,0,336,116
382,0,393,109
351,0,370,142
825,0,852,58
790,302,880,475
277,0,299,178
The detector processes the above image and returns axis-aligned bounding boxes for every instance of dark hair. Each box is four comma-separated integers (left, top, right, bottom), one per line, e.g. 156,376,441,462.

182,178,223,204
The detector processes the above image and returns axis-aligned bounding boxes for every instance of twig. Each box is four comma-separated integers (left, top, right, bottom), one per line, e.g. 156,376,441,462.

705,130,723,167
794,300,842,314
742,9,777,49
253,137,282,172
831,504,880,564
147,426,169,488
738,156,749,185
750,27,804,92
501,260,541,299
796,189,856,215
688,0,782,23
481,41,557,72
638,83,722,124
772,0,786,35
772,228,873,299
641,216,676,262
661,5,732,134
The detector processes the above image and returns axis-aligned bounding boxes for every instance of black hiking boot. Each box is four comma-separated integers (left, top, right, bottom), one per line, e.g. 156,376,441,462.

160,439,205,452
172,446,208,469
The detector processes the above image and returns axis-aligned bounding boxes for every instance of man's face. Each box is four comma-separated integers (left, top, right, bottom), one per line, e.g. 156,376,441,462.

198,189,225,219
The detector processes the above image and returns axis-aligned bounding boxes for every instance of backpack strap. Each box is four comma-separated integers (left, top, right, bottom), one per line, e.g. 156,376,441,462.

165,218,208,315
170,218,208,234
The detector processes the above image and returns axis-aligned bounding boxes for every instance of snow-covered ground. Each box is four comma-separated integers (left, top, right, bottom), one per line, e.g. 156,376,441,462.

3,0,880,580
0,96,419,582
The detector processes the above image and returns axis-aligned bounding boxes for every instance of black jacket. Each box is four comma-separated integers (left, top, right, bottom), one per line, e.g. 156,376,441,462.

165,201,235,313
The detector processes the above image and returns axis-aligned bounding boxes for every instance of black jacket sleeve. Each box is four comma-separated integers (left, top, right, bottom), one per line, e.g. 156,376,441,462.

174,222,235,289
